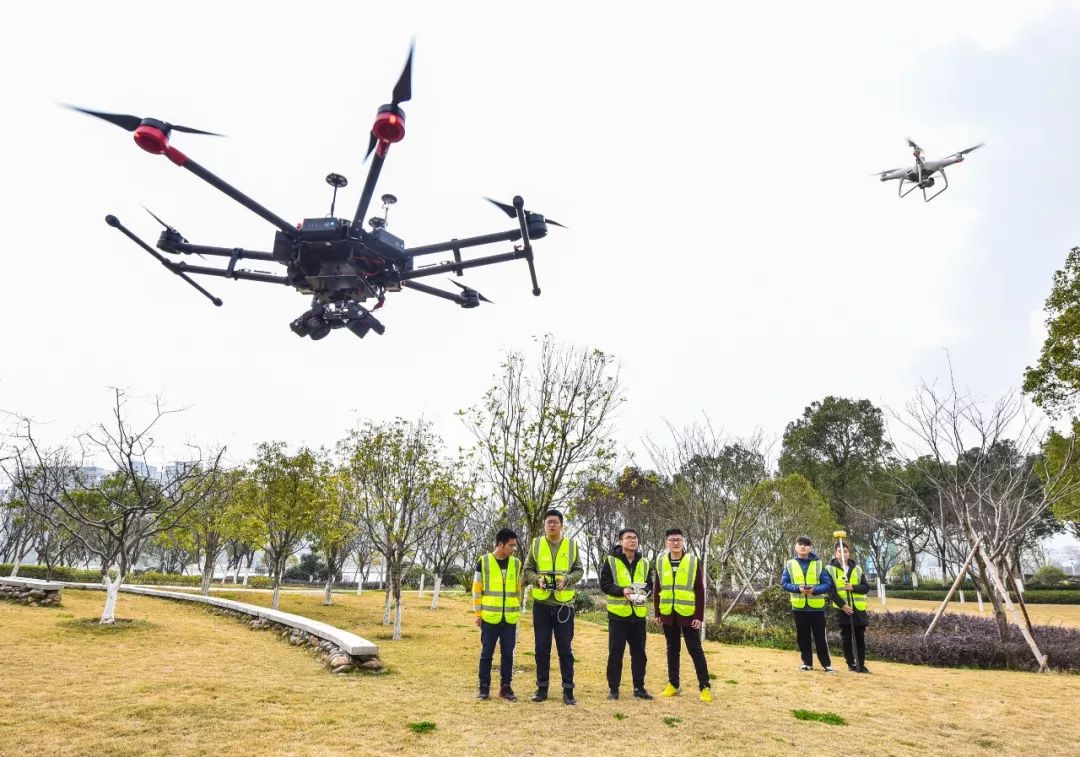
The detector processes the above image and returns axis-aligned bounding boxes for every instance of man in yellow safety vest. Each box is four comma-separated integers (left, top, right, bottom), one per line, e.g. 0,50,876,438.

522,509,583,705
473,528,522,700
600,528,654,700
780,535,836,672
652,528,712,702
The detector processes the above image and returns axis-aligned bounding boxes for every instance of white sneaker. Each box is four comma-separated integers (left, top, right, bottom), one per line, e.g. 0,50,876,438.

823,666,837,673
799,665,813,671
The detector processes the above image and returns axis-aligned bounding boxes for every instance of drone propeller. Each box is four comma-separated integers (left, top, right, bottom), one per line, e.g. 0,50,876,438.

364,44,415,161
485,197,566,228
449,278,493,304
64,104,223,137
140,205,204,259
951,142,985,158
906,136,923,153
870,168,904,177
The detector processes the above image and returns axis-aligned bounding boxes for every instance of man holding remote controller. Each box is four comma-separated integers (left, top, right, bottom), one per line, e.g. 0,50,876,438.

600,527,655,701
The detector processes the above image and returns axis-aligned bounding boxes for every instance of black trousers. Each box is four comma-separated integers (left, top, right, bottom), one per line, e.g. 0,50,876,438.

533,603,575,691
478,620,517,691
792,611,831,667
663,622,711,690
606,619,647,691
839,621,866,668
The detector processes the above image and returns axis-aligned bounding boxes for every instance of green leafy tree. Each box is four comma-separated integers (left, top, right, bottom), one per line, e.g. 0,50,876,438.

311,463,359,606
779,396,891,525
234,442,326,610
1024,247,1080,416
1042,421,1080,538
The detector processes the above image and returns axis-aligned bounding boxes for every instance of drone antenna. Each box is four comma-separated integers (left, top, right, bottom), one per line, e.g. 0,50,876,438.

380,194,397,227
326,173,348,217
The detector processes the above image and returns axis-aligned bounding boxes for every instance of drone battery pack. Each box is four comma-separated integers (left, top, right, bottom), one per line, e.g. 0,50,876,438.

365,228,406,261
300,217,348,242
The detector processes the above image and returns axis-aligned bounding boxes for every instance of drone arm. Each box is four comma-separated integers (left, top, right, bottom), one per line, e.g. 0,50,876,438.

512,198,542,296
105,215,222,306
350,154,386,234
163,241,276,262
169,261,290,286
159,147,297,238
400,248,531,281
400,280,469,305
405,230,523,258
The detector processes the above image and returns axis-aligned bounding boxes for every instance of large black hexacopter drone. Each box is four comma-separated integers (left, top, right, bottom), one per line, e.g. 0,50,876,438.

68,46,561,340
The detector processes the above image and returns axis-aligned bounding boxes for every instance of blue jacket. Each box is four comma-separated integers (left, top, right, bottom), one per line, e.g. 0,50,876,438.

780,552,835,613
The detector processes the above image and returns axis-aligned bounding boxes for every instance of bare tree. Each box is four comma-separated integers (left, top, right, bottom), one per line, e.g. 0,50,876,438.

344,419,440,640
893,381,1080,661
2,391,222,623
465,335,622,546
646,421,773,628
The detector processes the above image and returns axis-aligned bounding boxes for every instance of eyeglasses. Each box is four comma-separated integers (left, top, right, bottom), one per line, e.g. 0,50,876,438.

665,537,683,543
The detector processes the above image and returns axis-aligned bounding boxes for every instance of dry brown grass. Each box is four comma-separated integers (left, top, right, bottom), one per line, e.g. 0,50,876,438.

869,596,1080,628
2,588,1079,756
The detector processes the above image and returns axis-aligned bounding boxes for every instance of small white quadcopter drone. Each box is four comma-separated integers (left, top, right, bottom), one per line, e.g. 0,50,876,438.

873,137,984,202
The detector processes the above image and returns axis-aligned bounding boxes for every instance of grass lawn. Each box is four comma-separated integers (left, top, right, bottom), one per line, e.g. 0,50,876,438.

2,589,1079,756
868,597,1080,628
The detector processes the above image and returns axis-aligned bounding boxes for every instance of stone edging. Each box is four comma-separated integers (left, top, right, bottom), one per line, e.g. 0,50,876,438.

60,581,381,673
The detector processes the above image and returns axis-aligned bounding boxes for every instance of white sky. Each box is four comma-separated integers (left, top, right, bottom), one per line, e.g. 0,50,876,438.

3,0,1080,469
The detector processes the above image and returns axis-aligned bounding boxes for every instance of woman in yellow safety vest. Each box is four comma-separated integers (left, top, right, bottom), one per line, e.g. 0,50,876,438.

827,542,871,673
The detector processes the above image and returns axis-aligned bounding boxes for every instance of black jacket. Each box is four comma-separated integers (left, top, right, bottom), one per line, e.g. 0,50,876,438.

829,557,870,627
599,544,653,624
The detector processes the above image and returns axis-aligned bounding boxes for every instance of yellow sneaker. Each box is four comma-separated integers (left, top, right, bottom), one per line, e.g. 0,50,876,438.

661,684,680,697
699,688,713,703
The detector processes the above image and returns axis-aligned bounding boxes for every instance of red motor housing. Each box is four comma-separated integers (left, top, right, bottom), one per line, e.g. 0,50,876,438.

373,104,406,144
133,123,170,154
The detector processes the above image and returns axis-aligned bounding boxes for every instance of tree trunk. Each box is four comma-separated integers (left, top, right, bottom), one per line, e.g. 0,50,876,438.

430,575,443,609
982,547,1047,671
100,573,123,624
323,573,335,606
201,557,215,597
383,585,393,625
418,568,426,598
272,566,283,610
712,566,725,626
392,569,404,640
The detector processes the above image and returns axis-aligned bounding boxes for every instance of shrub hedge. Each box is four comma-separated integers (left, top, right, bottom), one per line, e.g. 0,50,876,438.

0,564,201,586
705,608,1080,672
887,589,1080,604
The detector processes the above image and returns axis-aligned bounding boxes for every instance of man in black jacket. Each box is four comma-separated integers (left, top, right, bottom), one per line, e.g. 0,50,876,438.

827,543,871,673
599,528,654,700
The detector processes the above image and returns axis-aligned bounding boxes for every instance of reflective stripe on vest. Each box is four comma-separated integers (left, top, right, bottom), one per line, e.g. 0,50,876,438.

480,553,521,624
826,564,867,611
787,558,826,609
658,553,698,616
531,536,577,603
606,555,651,618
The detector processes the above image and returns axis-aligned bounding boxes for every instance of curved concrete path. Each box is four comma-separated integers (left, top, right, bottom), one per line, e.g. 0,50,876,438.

56,580,378,657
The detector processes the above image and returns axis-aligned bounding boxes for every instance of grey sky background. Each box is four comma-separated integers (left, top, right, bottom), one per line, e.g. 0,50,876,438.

2,1,1079,479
